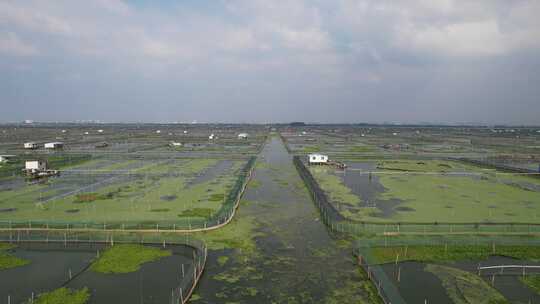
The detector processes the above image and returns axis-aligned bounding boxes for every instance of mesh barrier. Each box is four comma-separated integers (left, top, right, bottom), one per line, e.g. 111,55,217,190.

0,156,256,233
0,230,207,304
294,155,540,236
351,236,540,304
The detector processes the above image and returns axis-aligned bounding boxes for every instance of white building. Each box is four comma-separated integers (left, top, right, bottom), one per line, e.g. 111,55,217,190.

44,142,64,149
156,130,161,134
209,133,215,140
24,142,39,149
169,142,183,147
25,160,47,172
237,133,249,139
308,153,328,164
0,155,15,163
98,129,104,133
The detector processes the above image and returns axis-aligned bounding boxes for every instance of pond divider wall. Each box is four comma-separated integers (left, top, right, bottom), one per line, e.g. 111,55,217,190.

0,156,256,233
293,156,540,236
0,231,207,304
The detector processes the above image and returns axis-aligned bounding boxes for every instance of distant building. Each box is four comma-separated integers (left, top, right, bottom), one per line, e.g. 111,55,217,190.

0,155,15,163
97,129,104,133
209,133,215,140
44,142,64,149
238,133,249,139
156,130,161,134
25,160,47,172
24,142,39,149
169,142,182,147
308,153,328,164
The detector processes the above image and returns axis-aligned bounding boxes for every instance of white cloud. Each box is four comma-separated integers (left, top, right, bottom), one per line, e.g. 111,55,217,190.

0,31,38,56
397,20,507,56
0,2,72,35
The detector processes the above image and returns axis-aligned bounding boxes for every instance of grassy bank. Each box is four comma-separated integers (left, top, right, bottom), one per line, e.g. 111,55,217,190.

0,243,30,270
91,244,171,274
32,287,90,304
370,245,540,264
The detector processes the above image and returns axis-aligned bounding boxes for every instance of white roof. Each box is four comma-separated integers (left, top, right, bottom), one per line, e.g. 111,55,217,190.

45,141,63,144
308,153,327,157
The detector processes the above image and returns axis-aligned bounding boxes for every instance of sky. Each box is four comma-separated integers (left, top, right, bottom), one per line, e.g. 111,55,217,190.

0,0,539,124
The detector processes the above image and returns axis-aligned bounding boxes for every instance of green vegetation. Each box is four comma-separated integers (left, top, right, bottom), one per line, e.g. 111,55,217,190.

426,264,508,304
91,244,171,274
520,275,540,294
348,145,375,153
32,287,90,304
0,243,30,270
178,208,214,218
310,167,360,206
376,160,470,172
324,269,383,304
217,256,229,266
370,245,540,264
0,159,246,224
311,158,540,223
377,172,540,223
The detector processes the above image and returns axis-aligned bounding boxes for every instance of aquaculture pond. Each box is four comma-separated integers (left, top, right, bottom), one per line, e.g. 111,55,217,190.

0,157,245,224
379,256,540,304
189,137,381,303
310,159,540,223
0,242,197,304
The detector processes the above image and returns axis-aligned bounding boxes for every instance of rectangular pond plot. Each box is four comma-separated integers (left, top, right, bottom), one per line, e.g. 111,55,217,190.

313,160,540,224
0,242,199,304
0,243,96,303
65,244,197,304
377,261,453,304
0,158,245,225
378,257,540,304
451,256,540,303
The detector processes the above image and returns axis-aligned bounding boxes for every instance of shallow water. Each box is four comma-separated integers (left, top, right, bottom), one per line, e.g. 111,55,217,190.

0,242,196,304
67,245,194,304
380,256,540,304
191,137,372,303
337,162,403,218
0,243,95,303
188,160,234,186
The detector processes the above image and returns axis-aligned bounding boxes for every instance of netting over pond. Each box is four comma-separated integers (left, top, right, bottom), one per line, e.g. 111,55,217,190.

0,156,255,232
294,156,540,236
0,230,206,304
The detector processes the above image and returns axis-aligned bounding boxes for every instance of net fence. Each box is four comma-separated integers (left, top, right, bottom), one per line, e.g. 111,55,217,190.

0,230,207,304
0,156,256,232
294,155,540,236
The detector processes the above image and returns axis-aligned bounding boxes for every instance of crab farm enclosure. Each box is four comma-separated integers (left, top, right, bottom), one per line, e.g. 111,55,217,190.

0,124,266,227
282,125,540,224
